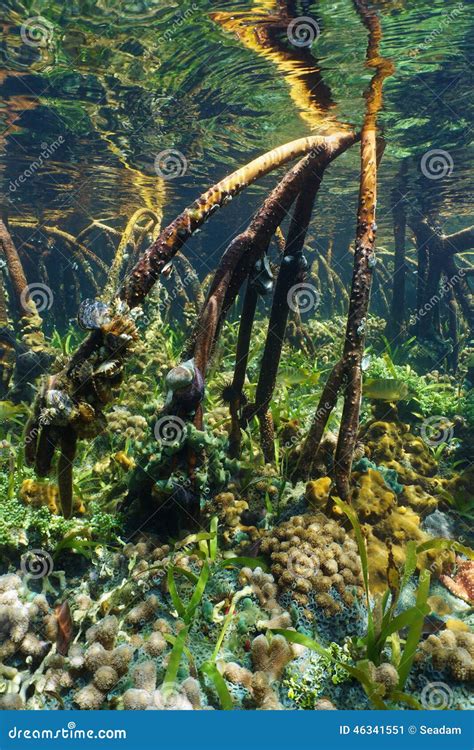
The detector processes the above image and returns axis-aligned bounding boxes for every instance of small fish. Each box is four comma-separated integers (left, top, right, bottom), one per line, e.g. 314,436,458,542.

0,400,27,420
362,378,409,401
277,369,320,386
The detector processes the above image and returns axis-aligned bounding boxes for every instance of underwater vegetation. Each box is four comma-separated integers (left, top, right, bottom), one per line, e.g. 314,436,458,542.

0,0,473,714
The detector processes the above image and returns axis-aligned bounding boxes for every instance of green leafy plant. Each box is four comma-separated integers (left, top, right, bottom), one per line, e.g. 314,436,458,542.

161,518,268,710
335,498,430,680
379,334,417,367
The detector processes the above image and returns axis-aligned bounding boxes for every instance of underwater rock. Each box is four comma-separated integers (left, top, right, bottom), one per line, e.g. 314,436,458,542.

422,510,455,539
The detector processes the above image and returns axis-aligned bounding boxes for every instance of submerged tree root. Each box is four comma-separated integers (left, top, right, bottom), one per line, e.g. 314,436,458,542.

25,133,356,516
187,131,357,462
297,0,394,499
119,134,356,309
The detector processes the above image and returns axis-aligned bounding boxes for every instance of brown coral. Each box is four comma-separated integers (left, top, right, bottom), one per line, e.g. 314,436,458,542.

400,484,438,515
260,513,364,616
251,634,293,682
415,630,474,682
365,505,454,592
238,566,280,614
